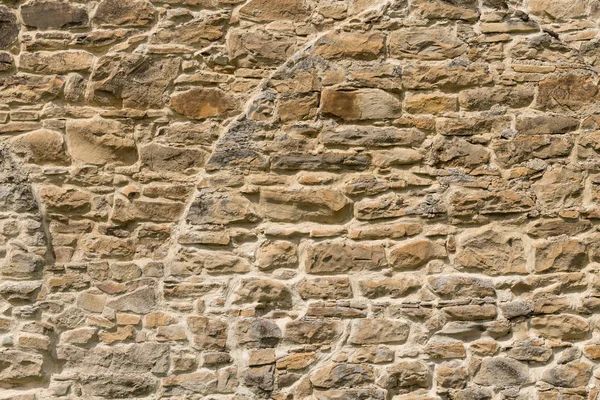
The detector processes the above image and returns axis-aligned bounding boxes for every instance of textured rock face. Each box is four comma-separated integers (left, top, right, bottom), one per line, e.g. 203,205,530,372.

2,0,600,398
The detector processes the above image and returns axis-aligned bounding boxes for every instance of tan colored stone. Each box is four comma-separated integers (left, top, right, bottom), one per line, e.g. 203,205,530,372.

447,188,535,216
531,315,589,339
94,0,155,27
321,88,401,120
413,0,479,21
188,316,228,350
455,229,527,276
256,240,298,270
239,0,309,22
297,277,352,300
389,27,467,60
19,51,94,74
405,93,457,114
305,241,387,274
533,239,587,273
530,0,587,21
359,276,421,299
473,357,529,387
21,0,88,30
40,185,91,214
313,31,385,60
11,129,70,165
389,239,446,270
311,363,375,389
261,188,352,223
349,319,410,345
444,304,497,321
233,278,292,307
170,88,238,119
66,117,137,165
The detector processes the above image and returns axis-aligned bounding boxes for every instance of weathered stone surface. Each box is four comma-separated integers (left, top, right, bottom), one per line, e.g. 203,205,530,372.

233,278,292,308
65,117,137,165
311,363,375,389
305,241,387,274
261,188,352,223
11,129,70,165
348,319,409,344
256,240,298,270
428,275,495,298
237,318,281,348
139,144,206,173
389,27,467,60
0,6,18,48
459,86,534,111
21,0,88,30
170,88,238,119
359,276,421,298
238,0,309,22
389,239,446,270
321,88,401,120
447,189,535,216
492,134,573,168
88,54,179,109
106,287,156,314
0,349,44,383
531,315,589,340
285,319,339,344
187,190,259,225
188,316,228,350
530,0,586,21
533,239,587,273
313,32,385,60
403,61,491,89
322,125,425,147
378,361,430,389
19,51,94,74
474,357,528,388
413,0,479,21
1,0,597,397
93,0,155,27
297,277,352,299
455,229,527,276
542,362,592,387
0,75,64,104
537,72,599,111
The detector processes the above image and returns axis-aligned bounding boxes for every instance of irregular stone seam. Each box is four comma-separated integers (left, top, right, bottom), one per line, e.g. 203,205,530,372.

162,1,394,394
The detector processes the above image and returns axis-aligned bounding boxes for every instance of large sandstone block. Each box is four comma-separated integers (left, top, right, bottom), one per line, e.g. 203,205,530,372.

260,188,352,223
87,54,180,109
65,117,137,165
170,88,238,119
313,31,386,60
320,88,401,120
21,0,88,30
455,229,527,276
348,319,410,344
305,241,387,274
389,27,467,60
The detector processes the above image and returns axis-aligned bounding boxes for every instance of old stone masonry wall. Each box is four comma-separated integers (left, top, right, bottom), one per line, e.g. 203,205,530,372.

4,0,600,399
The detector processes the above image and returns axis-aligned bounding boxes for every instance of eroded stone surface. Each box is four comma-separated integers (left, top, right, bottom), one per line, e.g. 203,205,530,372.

2,0,600,398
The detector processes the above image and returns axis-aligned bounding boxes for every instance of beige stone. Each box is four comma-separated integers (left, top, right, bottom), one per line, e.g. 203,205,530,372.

321,88,401,120
66,117,137,165
455,229,527,276
389,27,467,60
313,32,385,60
305,241,387,274
19,51,94,74
170,88,238,119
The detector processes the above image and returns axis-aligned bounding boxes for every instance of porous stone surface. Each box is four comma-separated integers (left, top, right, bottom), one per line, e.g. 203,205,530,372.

2,0,600,399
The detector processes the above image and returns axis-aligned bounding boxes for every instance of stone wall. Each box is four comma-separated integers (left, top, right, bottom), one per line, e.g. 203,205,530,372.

1,0,600,398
